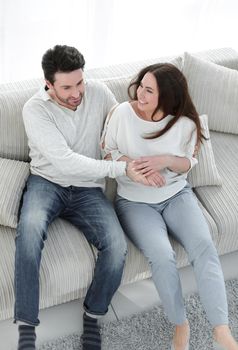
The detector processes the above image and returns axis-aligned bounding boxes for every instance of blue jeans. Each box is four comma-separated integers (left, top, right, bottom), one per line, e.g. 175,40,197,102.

115,185,228,327
14,174,127,326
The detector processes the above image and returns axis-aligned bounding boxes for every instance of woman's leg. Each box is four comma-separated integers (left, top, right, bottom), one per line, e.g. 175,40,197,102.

163,186,238,349
162,186,228,326
115,196,186,325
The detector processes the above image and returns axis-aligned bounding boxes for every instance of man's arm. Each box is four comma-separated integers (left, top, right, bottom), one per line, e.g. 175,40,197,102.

23,103,126,180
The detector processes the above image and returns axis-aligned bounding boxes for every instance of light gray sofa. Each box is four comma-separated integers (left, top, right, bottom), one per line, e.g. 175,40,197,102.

1,47,238,323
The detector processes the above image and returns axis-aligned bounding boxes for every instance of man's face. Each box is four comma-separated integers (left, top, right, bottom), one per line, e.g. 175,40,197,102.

46,69,85,110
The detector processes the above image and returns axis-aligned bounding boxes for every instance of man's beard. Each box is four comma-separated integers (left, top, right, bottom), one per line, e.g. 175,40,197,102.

55,90,83,109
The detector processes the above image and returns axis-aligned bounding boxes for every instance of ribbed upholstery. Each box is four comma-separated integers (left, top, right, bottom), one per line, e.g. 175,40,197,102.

182,52,238,134
195,132,238,255
0,158,29,228
98,76,131,103
187,115,222,188
0,88,38,161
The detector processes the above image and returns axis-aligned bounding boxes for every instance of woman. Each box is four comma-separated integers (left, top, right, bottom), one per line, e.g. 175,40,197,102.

101,63,238,350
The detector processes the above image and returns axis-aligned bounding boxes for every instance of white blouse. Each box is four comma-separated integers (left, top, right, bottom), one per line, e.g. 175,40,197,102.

102,101,198,203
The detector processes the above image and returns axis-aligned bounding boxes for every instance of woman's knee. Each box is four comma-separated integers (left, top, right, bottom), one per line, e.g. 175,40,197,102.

190,235,217,263
146,245,176,269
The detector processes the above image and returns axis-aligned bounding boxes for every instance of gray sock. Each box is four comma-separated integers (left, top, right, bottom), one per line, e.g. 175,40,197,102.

81,312,101,350
18,325,36,350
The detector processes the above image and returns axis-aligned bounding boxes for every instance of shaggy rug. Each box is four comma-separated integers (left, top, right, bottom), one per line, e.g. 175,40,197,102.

39,279,238,350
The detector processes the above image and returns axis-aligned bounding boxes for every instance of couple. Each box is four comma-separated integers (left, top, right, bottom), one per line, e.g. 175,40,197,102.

15,45,238,350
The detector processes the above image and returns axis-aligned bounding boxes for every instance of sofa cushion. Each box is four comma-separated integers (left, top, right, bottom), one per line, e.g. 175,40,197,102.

102,77,131,103
182,52,238,134
188,115,222,187
195,132,238,255
0,158,30,228
0,88,37,161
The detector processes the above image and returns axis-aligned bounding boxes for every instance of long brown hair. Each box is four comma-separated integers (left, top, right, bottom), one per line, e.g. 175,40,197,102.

128,63,205,145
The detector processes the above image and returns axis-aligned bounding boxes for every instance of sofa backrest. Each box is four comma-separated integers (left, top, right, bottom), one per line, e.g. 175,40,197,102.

0,47,238,161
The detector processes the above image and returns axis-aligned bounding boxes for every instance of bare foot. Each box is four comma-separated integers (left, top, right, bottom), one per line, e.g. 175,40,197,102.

213,325,238,350
172,320,190,350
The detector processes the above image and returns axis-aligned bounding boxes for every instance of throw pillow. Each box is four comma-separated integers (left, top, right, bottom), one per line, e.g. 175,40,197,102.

0,158,30,228
187,115,222,188
182,52,238,134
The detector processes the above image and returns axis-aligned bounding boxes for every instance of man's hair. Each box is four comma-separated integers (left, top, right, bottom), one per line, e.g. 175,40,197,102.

41,45,85,84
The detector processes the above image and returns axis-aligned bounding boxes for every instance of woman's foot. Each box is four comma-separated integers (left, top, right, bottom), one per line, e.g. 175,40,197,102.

213,325,238,350
171,320,190,350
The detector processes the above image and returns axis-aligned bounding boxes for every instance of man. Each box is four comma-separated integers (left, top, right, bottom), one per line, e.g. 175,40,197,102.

14,45,151,350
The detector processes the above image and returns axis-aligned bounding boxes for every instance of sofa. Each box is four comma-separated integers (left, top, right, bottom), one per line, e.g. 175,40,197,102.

1,47,238,323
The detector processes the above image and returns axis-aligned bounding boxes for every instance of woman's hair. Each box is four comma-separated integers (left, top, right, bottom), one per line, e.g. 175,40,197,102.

41,45,85,84
128,63,205,144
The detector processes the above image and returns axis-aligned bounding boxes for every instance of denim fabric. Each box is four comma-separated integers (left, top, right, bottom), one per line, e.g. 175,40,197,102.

115,185,228,326
14,175,127,326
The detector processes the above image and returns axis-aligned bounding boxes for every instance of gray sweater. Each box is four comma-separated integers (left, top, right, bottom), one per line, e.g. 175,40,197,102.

23,80,126,188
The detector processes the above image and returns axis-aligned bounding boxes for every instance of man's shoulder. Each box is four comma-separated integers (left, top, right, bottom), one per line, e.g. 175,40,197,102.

24,87,49,106
23,87,51,117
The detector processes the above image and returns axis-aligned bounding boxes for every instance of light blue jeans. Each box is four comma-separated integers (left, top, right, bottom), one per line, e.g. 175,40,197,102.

14,174,127,326
115,185,228,327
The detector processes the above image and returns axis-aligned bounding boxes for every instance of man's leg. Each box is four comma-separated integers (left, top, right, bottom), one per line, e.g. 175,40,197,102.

15,175,65,349
63,187,127,349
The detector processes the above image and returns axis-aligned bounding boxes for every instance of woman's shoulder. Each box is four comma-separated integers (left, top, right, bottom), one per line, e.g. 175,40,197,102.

110,101,132,116
176,116,196,130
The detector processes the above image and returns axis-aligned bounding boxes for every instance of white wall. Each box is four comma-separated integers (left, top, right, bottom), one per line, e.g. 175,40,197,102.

0,0,238,83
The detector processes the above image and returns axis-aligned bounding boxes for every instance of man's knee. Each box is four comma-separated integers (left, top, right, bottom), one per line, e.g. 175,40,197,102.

100,228,127,262
16,210,49,254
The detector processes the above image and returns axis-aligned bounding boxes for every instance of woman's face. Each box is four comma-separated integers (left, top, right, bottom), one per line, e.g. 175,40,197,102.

136,72,159,116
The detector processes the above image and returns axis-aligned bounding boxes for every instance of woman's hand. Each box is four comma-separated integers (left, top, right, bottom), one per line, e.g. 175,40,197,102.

104,153,166,187
133,155,191,175
126,162,165,187
133,155,169,176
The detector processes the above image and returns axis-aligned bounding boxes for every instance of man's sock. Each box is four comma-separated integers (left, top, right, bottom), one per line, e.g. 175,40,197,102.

81,312,101,349
18,325,36,350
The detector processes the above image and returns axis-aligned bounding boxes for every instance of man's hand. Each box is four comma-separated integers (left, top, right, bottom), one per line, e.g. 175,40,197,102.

146,172,166,187
126,161,165,187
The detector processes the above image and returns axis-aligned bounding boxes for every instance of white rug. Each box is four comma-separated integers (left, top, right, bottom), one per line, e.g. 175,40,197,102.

39,279,238,350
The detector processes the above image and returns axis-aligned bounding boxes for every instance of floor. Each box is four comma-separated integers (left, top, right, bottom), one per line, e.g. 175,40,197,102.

1,250,238,350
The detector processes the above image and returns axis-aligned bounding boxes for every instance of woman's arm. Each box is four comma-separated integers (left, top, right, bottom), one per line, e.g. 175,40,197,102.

133,155,191,176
